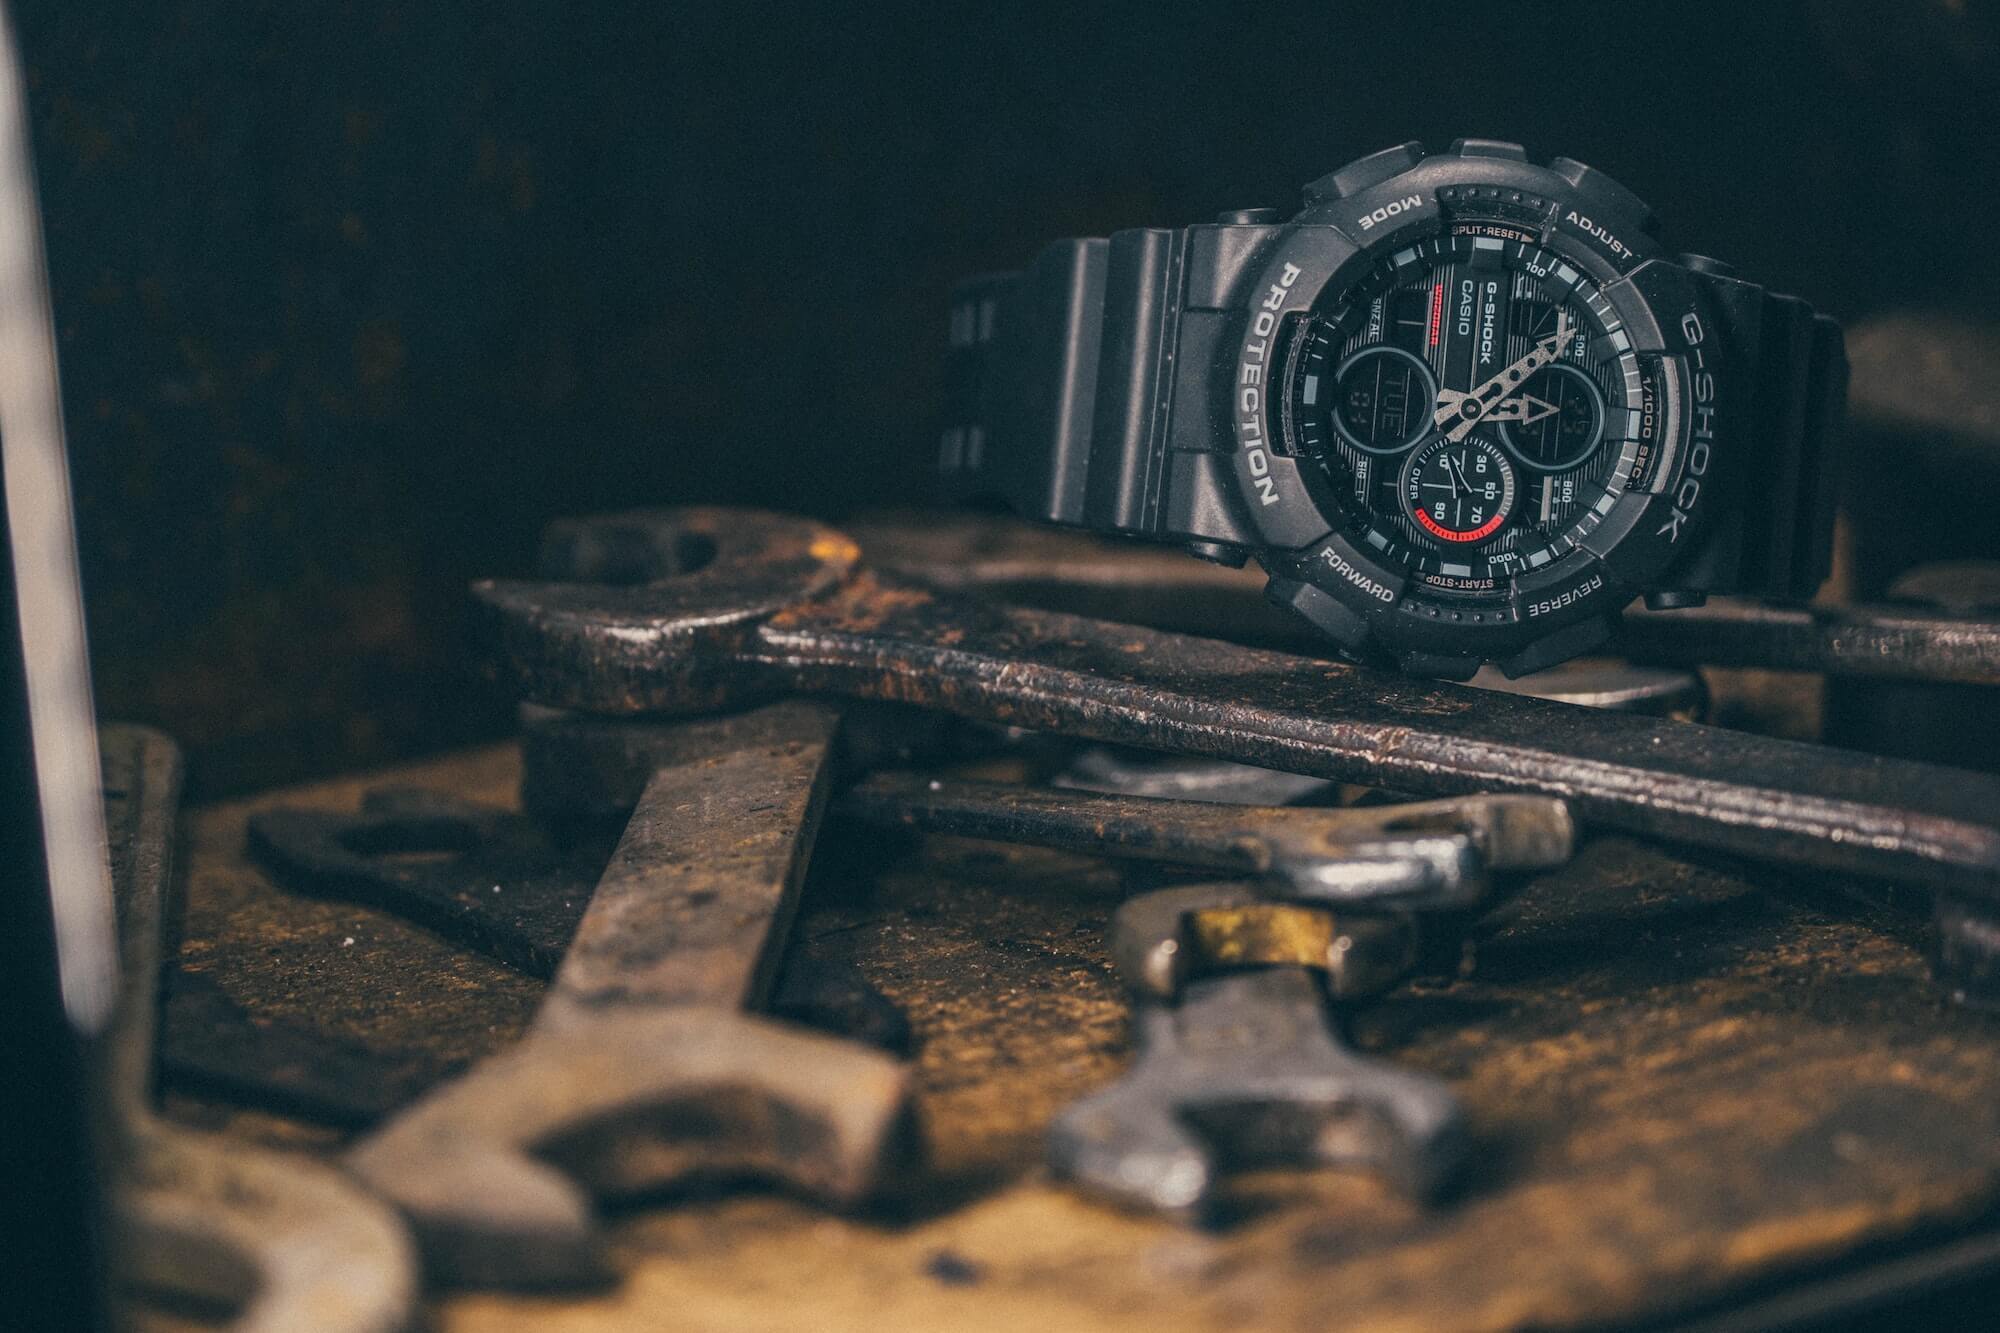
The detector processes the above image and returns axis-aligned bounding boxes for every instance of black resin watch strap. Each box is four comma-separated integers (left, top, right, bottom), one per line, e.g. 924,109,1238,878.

1684,272,1848,604
941,229,1186,537
1738,291,1847,602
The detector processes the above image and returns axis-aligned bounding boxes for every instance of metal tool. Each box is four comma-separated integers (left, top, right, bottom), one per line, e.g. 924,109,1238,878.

1049,882,1462,1218
470,508,2000,903
516,706,1574,911
247,789,912,1071
101,724,418,1333
345,701,915,1289
848,511,2000,687
249,786,597,976
840,775,1572,910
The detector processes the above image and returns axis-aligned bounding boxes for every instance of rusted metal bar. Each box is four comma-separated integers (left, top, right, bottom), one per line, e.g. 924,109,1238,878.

471,508,2000,903
849,512,2000,687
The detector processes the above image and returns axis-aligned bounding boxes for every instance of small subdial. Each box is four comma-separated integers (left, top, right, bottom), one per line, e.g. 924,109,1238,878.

1403,436,1517,545
1497,361,1606,471
1332,344,1437,455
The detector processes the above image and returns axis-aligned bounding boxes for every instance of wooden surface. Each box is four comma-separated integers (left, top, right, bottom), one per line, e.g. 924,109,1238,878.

156,741,2000,1331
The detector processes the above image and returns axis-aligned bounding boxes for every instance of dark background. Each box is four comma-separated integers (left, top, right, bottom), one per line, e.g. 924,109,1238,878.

18,0,1999,795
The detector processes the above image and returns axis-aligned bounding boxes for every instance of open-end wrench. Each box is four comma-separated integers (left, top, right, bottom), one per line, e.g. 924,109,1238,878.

100,724,419,1333
517,707,1575,911
471,508,2000,904
345,701,915,1289
1049,882,1462,1218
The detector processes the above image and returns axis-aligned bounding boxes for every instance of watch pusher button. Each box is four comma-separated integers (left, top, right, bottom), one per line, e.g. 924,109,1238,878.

1676,253,1738,280
1185,539,1250,568
1215,207,1282,225
1449,138,1527,160
1304,141,1425,203
1643,589,1709,611
1265,577,1370,650
1548,156,1661,236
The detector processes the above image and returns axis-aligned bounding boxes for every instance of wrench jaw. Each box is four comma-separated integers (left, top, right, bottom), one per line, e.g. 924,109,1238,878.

1046,1014,1218,1221
1365,793,1580,875
347,1006,917,1289
1049,971,1468,1221
471,508,861,715
1059,883,1468,1220
1111,885,1421,1006
1267,832,1487,911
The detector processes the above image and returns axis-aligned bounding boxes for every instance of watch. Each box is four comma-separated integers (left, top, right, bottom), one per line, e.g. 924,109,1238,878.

939,139,1847,679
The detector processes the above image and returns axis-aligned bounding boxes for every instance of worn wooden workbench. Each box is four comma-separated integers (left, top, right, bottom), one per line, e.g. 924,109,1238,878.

156,741,2000,1331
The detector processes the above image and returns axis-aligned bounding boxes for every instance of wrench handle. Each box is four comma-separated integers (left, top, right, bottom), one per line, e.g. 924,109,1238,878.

740,580,2000,900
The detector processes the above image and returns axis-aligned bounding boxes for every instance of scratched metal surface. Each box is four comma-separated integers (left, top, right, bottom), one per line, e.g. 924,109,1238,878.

152,741,2000,1332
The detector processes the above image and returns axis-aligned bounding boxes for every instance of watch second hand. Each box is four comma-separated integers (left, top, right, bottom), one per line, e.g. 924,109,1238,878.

1433,310,1574,442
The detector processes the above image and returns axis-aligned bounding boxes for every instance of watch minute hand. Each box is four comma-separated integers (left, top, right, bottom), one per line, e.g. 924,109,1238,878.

1480,392,1558,425
1433,309,1575,442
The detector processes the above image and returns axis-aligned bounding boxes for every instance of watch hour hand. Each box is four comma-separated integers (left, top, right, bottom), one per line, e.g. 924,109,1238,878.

1433,309,1575,442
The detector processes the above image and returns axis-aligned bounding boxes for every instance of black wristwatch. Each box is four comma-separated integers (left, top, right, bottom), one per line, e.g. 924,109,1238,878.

940,139,1847,679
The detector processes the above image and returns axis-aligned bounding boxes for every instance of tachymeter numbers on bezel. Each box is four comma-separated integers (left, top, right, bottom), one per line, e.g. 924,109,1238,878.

1403,436,1516,545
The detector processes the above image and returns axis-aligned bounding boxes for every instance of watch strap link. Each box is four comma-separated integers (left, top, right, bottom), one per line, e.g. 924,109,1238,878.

1735,289,1848,602
941,229,1187,537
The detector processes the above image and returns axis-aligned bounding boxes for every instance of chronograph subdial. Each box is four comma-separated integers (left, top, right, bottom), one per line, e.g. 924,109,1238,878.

1402,436,1517,546
1331,344,1437,455
1497,361,1606,471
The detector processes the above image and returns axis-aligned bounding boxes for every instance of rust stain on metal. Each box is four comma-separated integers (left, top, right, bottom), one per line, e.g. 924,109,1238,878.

169,746,2000,1330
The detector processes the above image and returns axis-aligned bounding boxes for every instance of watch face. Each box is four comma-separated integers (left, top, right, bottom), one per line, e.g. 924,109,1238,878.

1283,221,1654,596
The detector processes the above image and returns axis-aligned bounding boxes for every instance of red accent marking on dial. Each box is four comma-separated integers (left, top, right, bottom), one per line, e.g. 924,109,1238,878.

1414,505,1507,544
1427,282,1443,348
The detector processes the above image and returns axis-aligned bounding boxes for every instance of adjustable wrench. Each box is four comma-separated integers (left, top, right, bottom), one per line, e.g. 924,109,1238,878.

471,508,2000,902
345,701,915,1288
1049,882,1463,1218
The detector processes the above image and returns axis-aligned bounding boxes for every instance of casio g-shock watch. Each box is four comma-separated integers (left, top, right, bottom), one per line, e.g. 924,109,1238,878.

940,139,1846,678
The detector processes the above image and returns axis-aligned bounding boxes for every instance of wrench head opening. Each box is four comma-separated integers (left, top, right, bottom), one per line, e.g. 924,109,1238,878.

348,1007,917,1289
1111,883,1420,1005
472,508,861,714
1049,971,1467,1220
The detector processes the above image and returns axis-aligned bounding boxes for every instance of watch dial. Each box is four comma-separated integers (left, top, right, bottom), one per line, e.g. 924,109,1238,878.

1283,221,1655,595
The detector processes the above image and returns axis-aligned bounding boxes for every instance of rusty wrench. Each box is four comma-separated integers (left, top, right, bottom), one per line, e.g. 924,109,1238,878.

345,701,915,1288
1049,882,1463,1218
846,511,2000,687
100,724,419,1333
471,507,2000,903
516,706,1574,911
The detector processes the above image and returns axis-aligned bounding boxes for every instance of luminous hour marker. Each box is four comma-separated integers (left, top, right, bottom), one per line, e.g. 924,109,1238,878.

1302,375,1319,406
